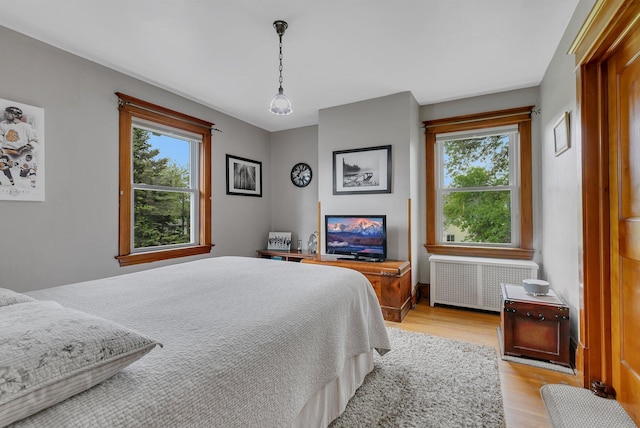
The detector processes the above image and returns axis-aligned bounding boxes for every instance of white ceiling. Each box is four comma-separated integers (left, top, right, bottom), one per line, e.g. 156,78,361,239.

0,0,580,132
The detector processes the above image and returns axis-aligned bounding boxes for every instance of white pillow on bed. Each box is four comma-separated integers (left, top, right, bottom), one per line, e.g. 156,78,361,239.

0,288,35,306
0,300,160,427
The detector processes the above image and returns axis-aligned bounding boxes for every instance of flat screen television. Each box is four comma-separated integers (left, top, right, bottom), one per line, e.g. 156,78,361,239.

325,215,387,261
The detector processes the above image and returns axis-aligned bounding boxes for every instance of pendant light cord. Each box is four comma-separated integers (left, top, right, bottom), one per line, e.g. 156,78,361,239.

278,34,284,90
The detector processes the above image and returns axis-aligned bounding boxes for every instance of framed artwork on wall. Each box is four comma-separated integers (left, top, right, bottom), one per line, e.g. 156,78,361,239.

553,112,570,156
226,154,262,197
0,99,45,201
333,145,392,195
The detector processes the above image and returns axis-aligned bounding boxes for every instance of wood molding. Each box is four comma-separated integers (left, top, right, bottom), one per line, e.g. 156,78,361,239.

116,92,214,130
317,201,321,252
569,0,640,66
574,333,586,383
416,282,430,303
407,198,412,263
570,0,640,390
422,106,534,130
116,93,213,266
116,245,213,267
118,109,132,257
200,132,212,247
425,244,534,260
424,107,534,260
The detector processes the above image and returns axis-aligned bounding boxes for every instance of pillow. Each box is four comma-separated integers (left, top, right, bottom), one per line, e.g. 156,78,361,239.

0,301,160,426
0,288,35,306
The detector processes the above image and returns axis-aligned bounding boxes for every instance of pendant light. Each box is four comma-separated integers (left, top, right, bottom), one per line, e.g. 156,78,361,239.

269,20,293,115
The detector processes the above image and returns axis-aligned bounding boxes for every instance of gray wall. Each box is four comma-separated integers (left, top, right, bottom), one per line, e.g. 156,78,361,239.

269,93,422,289
2,0,597,324
269,125,319,249
538,0,597,336
0,26,272,292
317,93,420,274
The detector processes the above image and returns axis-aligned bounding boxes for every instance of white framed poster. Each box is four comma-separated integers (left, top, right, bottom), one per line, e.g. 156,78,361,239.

0,99,45,201
267,232,292,251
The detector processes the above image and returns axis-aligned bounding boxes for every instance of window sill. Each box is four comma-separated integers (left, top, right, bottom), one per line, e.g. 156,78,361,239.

116,245,213,267
425,244,534,260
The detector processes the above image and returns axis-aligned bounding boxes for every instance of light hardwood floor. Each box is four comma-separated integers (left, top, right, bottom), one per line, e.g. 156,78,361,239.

387,300,582,428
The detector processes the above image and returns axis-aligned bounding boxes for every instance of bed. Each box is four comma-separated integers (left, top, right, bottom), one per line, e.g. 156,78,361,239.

0,256,390,427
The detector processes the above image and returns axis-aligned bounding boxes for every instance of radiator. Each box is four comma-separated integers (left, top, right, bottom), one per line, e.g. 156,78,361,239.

429,255,538,312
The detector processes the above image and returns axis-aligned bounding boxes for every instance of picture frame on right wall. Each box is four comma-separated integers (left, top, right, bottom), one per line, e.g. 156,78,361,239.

553,111,570,156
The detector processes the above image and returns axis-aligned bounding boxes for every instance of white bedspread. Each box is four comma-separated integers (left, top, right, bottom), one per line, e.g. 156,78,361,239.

17,256,390,427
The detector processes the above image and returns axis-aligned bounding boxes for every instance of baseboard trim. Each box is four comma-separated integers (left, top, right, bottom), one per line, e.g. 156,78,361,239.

417,282,430,303
573,338,586,387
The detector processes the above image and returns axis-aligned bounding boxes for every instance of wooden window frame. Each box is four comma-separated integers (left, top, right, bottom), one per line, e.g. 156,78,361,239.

423,106,534,260
116,93,213,266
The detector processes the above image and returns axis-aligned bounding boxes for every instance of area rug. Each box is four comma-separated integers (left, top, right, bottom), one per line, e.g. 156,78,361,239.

541,384,637,427
497,327,575,375
330,328,505,427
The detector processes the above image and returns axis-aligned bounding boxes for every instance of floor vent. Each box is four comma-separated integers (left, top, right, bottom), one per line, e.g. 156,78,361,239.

429,255,538,312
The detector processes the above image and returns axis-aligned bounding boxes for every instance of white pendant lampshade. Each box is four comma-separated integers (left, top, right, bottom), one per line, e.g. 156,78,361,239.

269,87,292,115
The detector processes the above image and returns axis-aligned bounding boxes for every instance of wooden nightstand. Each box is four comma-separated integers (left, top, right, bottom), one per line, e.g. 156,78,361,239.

500,283,571,367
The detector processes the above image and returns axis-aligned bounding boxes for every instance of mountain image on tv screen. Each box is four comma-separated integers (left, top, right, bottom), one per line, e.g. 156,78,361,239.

326,216,385,255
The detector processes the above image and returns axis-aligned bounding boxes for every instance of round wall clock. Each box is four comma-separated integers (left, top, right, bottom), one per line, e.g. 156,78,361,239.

290,162,312,187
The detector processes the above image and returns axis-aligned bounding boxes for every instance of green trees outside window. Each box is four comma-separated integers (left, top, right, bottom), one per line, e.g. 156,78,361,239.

441,134,513,244
132,127,193,249
424,106,533,259
117,92,212,267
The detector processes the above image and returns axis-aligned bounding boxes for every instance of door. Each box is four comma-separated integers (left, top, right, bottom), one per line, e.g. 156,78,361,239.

608,24,640,423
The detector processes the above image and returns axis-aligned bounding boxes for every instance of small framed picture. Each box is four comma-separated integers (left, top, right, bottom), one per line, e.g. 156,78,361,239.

226,154,262,197
333,145,392,195
267,232,292,251
554,112,570,156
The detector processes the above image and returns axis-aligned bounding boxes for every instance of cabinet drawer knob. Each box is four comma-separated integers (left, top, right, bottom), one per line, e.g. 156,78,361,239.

526,312,545,321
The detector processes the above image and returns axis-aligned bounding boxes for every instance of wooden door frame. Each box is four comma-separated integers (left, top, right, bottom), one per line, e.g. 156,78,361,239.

570,0,640,388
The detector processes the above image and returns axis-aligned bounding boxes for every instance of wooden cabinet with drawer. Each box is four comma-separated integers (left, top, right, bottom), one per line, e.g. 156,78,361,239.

500,283,571,367
302,257,411,322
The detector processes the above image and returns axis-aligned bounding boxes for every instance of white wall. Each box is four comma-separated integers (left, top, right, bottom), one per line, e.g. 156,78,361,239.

538,0,597,336
318,92,418,267
269,125,319,249
0,26,272,292
418,87,541,284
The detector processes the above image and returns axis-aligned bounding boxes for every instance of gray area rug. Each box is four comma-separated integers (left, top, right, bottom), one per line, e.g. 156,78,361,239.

330,328,505,427
541,384,637,428
496,327,575,375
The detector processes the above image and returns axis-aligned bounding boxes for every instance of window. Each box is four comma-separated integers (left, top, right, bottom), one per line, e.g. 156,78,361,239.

116,93,213,266
424,106,533,259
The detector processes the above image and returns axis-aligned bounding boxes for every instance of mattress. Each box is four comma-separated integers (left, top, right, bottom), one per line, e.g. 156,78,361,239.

14,256,390,427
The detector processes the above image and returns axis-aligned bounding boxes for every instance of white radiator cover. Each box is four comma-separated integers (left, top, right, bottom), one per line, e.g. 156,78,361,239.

429,255,538,312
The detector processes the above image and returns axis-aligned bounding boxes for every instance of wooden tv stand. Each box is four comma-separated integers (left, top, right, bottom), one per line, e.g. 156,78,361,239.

301,256,411,323
256,249,316,262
